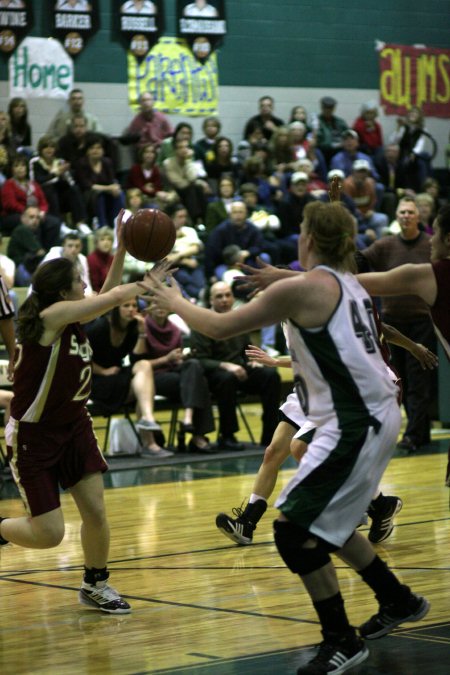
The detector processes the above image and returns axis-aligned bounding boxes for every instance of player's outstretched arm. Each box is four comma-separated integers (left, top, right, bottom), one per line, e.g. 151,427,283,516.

383,322,438,370
357,264,436,306
236,257,300,298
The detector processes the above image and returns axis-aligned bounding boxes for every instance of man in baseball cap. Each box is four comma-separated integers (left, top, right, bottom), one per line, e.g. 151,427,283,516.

316,96,348,163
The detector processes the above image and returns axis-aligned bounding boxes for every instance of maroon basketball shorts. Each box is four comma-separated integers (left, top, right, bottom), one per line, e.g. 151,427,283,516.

5,411,108,517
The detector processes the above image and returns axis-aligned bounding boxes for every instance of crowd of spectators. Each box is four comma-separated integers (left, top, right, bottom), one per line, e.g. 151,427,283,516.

0,88,446,453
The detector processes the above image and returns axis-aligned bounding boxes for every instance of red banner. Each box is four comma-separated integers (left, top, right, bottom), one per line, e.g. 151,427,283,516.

379,43,450,118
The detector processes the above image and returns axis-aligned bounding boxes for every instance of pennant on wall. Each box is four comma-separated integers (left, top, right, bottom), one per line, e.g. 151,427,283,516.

177,0,226,62
116,0,165,58
0,0,33,55
49,0,100,56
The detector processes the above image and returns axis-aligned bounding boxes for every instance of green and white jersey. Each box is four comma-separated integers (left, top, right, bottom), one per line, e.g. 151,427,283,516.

286,266,397,431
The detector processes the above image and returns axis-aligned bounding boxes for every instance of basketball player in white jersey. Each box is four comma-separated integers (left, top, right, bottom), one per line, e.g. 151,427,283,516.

145,201,430,674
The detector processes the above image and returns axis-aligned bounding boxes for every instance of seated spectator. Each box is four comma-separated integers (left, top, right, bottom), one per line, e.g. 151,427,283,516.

7,206,46,286
87,226,114,293
204,175,236,235
316,96,348,164
47,88,103,140
58,114,117,173
157,122,194,166
165,204,206,301
343,159,388,241
204,199,270,280
240,155,280,208
390,106,433,192
29,134,87,232
125,91,173,156
74,134,125,227
7,97,32,155
415,192,435,234
190,281,281,449
269,126,296,180
352,101,384,159
194,116,221,163
330,129,380,180
133,303,215,453
294,157,327,198
1,155,61,247
162,138,210,223
289,105,312,133
41,231,93,295
204,136,240,186
126,142,175,209
87,300,172,457
422,177,446,213
288,121,311,162
276,171,316,263
0,110,15,179
243,95,284,142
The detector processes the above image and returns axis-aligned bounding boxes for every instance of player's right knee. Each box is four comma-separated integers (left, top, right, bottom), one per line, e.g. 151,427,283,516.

262,441,290,466
36,524,65,548
273,520,331,575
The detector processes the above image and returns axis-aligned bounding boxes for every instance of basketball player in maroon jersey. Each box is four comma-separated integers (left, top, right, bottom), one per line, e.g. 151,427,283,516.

358,204,450,485
0,212,168,613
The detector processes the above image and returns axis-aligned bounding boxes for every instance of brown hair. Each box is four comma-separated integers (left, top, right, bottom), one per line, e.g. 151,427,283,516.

303,201,356,272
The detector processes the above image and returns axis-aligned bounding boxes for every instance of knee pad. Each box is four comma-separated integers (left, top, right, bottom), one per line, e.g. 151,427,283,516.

273,520,331,575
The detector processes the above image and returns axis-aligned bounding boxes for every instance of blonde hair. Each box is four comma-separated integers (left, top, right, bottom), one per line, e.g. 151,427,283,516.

303,201,356,272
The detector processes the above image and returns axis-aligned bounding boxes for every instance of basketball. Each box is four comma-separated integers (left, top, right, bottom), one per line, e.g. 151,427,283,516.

122,209,177,262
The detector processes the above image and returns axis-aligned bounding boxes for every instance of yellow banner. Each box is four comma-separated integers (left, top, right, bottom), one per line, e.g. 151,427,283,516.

127,37,218,116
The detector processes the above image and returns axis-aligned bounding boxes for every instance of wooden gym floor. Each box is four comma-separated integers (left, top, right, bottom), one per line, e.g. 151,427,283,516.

0,409,450,675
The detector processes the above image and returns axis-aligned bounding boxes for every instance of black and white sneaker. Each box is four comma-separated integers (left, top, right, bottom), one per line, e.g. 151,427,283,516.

216,511,255,545
359,593,429,639
215,499,267,545
79,581,131,614
296,633,369,674
368,496,403,543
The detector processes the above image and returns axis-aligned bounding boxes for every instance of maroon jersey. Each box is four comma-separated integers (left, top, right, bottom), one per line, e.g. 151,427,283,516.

11,323,93,424
431,259,450,360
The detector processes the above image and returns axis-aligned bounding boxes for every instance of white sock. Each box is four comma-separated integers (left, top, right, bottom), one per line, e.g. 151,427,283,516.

249,493,267,504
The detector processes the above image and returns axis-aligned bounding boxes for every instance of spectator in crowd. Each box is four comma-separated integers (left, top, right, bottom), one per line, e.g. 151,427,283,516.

162,138,210,223
126,142,175,209
87,300,171,457
165,204,206,301
240,155,280,208
319,168,358,218
343,159,388,240
357,197,435,452
269,126,296,180
0,110,14,178
29,134,87,232
352,101,384,159
74,134,125,228
7,205,46,286
157,122,194,166
132,302,215,453
295,157,327,198
57,114,92,168
0,233,15,290
41,231,93,295
243,95,284,142
422,177,446,213
316,96,348,165
1,155,61,248
204,199,269,280
204,175,236,235
288,121,311,162
391,106,433,192
47,88,103,140
374,142,406,221
204,136,240,185
415,192,435,234
190,281,281,450
194,116,221,164
330,129,380,180
126,91,173,154
87,226,114,293
289,105,312,133
276,171,316,263
7,97,32,154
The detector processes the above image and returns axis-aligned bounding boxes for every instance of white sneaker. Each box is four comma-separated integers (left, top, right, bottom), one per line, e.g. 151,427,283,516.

79,580,131,614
